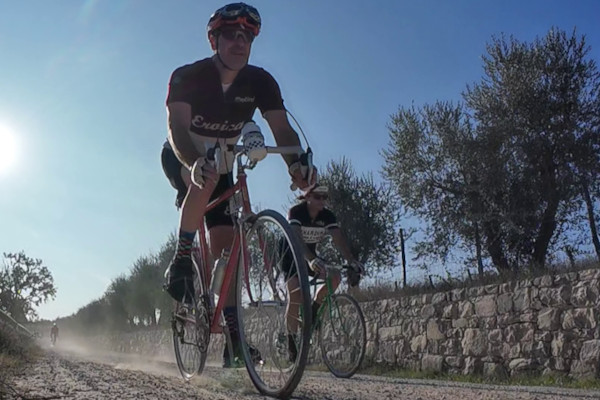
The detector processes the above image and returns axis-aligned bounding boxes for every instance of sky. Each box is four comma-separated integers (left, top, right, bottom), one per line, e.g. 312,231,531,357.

1,0,599,321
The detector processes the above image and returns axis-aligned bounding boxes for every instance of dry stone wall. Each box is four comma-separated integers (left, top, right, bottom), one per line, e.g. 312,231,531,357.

366,268,600,378
93,268,600,378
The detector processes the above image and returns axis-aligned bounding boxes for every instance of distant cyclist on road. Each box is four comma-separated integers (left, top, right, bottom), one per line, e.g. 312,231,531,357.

50,322,59,346
282,184,365,361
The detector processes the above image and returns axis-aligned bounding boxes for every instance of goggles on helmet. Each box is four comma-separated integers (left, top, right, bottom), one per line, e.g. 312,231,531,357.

208,3,261,37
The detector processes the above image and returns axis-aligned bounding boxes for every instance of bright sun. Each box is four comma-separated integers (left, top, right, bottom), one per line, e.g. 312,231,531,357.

0,124,18,174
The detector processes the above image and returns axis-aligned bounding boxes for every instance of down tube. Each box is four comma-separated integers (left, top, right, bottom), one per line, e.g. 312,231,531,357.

239,222,255,305
211,233,241,333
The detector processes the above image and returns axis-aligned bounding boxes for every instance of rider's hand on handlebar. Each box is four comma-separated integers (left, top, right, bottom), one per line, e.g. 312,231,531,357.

242,121,268,163
288,148,317,191
191,157,218,189
289,163,318,191
349,260,365,275
309,258,327,274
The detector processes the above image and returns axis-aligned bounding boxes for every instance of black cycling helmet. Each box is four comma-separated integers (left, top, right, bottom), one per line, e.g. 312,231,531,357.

207,3,261,50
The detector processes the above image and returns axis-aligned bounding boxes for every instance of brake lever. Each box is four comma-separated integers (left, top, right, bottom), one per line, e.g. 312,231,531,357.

289,147,314,191
298,147,314,183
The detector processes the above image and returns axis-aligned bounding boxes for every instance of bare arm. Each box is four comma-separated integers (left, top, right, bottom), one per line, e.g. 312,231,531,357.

330,228,356,263
167,102,201,169
263,109,302,167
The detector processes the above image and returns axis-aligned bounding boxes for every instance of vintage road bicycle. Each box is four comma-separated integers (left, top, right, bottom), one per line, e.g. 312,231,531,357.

170,142,313,399
307,264,366,378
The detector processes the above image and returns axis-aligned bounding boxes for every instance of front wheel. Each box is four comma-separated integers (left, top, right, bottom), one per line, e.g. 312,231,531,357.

172,253,210,380
237,209,312,399
318,293,366,378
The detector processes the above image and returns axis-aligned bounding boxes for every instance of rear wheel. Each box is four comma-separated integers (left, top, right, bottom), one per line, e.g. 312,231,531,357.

172,252,210,380
237,209,312,398
318,293,366,378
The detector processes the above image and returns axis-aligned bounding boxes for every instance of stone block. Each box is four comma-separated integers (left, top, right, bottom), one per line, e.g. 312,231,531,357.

504,323,534,344
551,332,578,358
442,303,458,319
579,269,600,282
432,292,447,305
451,288,465,302
452,318,468,329
537,308,561,330
421,304,435,318
462,328,487,357
468,286,485,297
421,354,444,372
580,340,600,365
410,334,427,353
513,288,531,312
475,295,497,317
488,329,502,343
427,319,445,340
484,284,498,295
379,325,403,341
570,360,599,379
496,293,513,314
459,301,474,318
573,283,600,307
562,308,597,330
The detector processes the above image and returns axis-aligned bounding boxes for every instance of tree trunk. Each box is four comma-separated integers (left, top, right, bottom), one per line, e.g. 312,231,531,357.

474,222,484,275
532,159,560,269
582,180,600,262
482,221,510,271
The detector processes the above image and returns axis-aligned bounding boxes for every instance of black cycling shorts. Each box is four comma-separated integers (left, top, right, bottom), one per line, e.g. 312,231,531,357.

279,238,316,278
161,147,234,229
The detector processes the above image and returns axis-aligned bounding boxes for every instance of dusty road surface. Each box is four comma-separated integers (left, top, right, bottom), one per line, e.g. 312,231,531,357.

6,342,600,400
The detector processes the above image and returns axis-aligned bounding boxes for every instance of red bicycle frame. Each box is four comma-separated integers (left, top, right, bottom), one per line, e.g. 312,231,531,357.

192,169,254,334
189,144,303,335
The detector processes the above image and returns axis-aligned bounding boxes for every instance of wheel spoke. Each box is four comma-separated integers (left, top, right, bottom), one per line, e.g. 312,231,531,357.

237,210,311,398
319,294,366,378
172,255,209,380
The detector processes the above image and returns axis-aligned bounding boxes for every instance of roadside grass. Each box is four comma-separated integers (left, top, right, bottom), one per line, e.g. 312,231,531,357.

0,325,40,397
350,258,600,303
357,364,600,390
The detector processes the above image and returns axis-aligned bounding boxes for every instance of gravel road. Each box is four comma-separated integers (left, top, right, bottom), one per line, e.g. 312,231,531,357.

5,342,600,400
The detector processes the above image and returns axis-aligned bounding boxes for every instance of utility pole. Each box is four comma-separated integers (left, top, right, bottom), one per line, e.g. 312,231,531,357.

400,228,407,287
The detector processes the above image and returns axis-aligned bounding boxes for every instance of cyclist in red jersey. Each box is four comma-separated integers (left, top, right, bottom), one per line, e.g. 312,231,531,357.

161,3,315,367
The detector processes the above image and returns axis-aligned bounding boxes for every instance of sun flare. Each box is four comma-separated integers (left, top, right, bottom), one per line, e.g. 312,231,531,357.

0,124,18,174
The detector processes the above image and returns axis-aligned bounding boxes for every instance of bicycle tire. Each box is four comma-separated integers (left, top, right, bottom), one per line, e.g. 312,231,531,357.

318,293,366,378
172,252,210,380
236,209,312,399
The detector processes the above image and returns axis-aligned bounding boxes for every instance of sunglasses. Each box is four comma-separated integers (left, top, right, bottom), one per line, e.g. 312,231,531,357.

220,28,255,43
311,194,329,201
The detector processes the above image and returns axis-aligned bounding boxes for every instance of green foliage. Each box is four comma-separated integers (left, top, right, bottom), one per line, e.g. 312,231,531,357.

383,27,600,272
0,252,56,322
63,234,177,334
316,157,400,273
